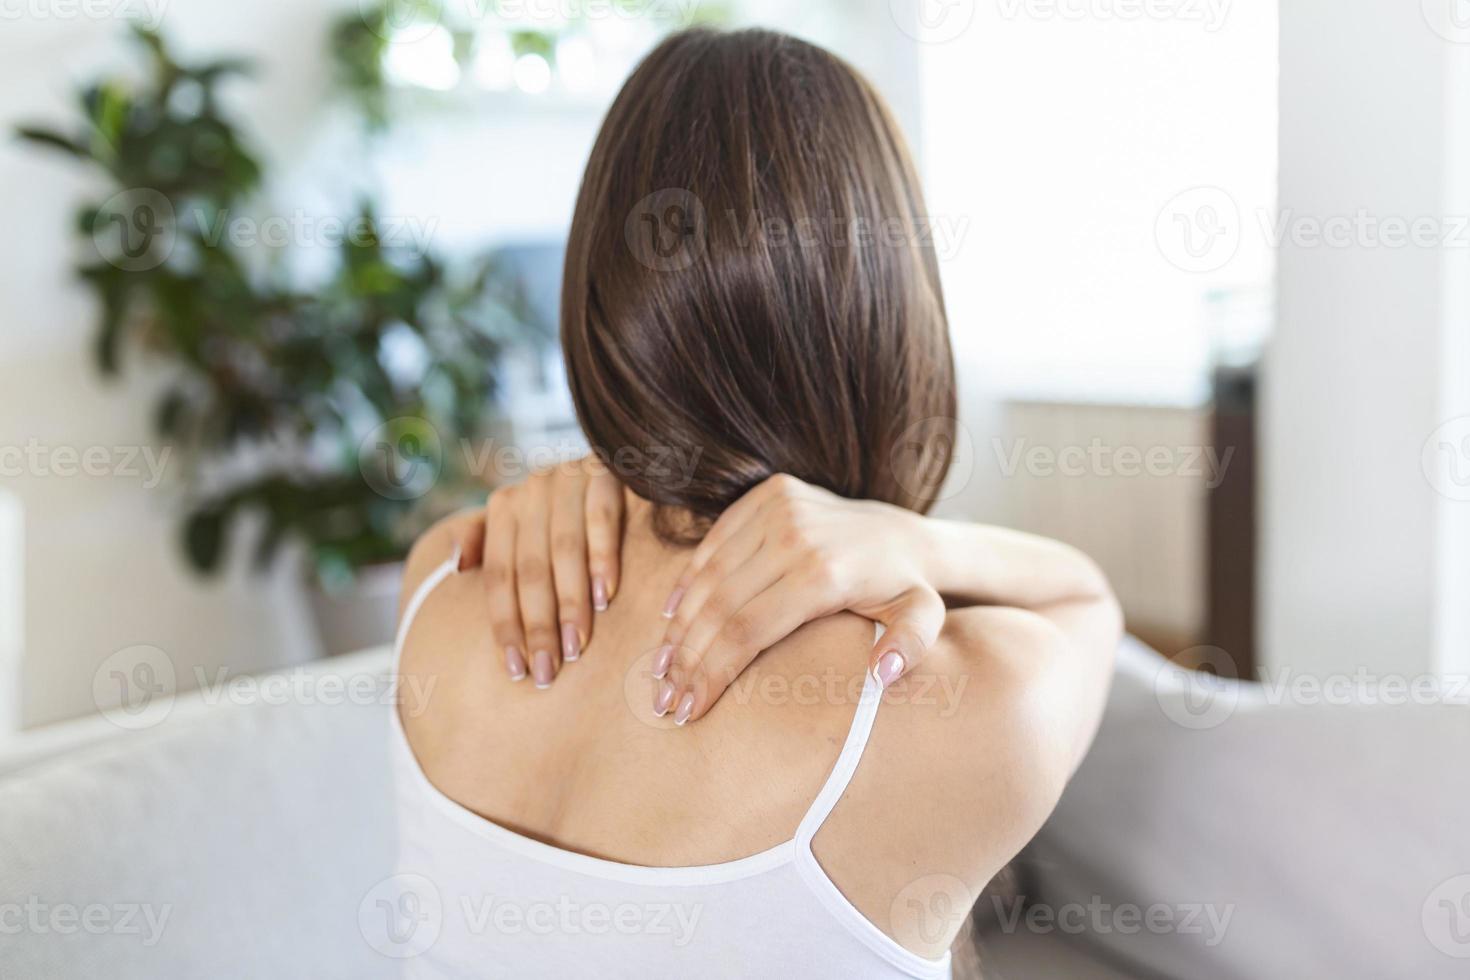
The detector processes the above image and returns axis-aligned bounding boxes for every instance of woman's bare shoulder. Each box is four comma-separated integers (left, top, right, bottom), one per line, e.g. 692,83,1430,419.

809,606,1081,958
397,508,481,622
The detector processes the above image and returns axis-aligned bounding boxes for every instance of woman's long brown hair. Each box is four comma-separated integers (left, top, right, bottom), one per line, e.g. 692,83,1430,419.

561,28,957,539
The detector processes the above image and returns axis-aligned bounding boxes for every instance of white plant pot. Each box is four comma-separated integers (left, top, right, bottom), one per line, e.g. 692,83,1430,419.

307,561,405,657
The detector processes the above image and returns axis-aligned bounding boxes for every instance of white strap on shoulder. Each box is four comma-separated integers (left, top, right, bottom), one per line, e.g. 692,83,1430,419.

794,622,887,847
392,550,461,666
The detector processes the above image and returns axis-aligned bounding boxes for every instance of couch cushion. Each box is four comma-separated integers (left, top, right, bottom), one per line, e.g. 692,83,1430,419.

0,649,398,980
1024,638,1470,980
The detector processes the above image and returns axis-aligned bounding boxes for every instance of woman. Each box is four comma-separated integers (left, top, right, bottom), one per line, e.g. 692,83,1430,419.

393,28,1120,978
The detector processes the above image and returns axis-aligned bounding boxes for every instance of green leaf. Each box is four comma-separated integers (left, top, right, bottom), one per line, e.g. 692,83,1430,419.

155,389,189,437
183,507,227,574
14,126,90,159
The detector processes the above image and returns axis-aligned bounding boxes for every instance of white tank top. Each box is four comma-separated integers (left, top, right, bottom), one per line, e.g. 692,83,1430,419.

386,556,952,979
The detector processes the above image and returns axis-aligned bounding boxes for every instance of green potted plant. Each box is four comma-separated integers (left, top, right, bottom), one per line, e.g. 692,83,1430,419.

17,26,546,653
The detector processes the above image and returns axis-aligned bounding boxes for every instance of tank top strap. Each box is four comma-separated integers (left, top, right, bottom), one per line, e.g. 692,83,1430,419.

392,550,461,669
794,622,888,847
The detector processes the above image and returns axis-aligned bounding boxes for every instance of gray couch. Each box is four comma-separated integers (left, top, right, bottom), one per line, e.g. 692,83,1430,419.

1,641,1465,978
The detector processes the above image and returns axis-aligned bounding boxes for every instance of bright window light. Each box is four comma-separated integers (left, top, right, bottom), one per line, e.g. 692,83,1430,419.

919,6,1279,404
383,24,461,92
513,53,553,95
472,33,517,90
556,36,598,94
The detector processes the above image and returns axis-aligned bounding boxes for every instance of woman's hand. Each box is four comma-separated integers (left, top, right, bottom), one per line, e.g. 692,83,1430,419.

653,475,947,725
455,457,624,687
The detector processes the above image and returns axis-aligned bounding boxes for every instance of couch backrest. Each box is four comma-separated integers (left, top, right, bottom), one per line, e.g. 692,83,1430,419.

1021,639,1470,980
0,649,399,980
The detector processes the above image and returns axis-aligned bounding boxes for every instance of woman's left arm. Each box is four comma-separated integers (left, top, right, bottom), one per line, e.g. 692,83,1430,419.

656,474,1120,725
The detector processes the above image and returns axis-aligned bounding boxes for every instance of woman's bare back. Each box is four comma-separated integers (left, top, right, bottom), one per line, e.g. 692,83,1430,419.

397,509,1073,958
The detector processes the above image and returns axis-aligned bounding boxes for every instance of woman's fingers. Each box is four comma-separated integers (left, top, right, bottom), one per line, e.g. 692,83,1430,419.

456,456,625,686
869,586,946,687
661,549,787,680
585,460,624,611
549,470,592,664
514,475,562,688
659,580,813,725
662,519,766,641
482,492,528,680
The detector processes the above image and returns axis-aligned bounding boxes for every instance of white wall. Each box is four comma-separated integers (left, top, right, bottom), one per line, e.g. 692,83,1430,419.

0,490,20,732
1265,1,1470,679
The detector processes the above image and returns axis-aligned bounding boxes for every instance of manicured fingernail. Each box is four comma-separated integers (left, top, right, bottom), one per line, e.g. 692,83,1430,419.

654,679,676,717
874,651,906,689
532,650,554,689
505,646,527,681
592,576,609,612
562,623,580,663
673,692,695,726
661,587,685,619
652,644,674,679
